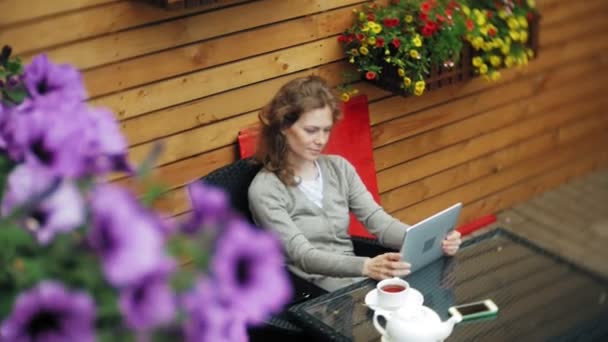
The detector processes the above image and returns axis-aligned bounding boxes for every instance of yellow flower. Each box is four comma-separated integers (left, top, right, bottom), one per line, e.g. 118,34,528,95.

489,70,501,81
462,5,471,16
349,57,355,64
482,42,492,51
398,68,405,77
384,57,391,62
480,26,488,36
358,12,365,21
412,36,422,47
410,50,420,59
509,30,520,41
501,44,510,55
472,56,483,67
371,23,382,34
340,93,351,102
405,15,413,23
519,30,528,43
518,16,528,29
527,0,536,8
414,88,424,96
479,63,488,74
472,37,484,49
507,18,520,30
362,25,370,32
367,36,376,45
350,48,359,56
350,88,359,95
415,80,425,92
385,49,390,55
489,55,502,67
476,14,486,26
360,46,369,55
403,77,412,86
526,48,535,58
498,10,508,19
505,56,515,68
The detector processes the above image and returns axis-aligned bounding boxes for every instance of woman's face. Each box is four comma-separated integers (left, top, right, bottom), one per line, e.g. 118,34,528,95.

283,105,334,165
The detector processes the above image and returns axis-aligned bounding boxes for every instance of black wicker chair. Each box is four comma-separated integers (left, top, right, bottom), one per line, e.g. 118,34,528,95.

199,157,394,339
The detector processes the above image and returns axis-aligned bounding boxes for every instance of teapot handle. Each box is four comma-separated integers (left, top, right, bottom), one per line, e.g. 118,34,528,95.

373,311,391,337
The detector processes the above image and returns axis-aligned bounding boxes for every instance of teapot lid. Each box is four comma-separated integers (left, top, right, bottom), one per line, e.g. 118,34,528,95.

394,305,440,323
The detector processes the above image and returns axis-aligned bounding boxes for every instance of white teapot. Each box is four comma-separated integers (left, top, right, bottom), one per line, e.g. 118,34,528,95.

373,305,462,342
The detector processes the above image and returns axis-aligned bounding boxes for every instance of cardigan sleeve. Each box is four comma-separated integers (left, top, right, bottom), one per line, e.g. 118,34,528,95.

248,174,368,277
335,156,410,250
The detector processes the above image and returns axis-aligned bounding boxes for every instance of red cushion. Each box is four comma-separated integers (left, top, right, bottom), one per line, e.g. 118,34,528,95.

238,95,378,238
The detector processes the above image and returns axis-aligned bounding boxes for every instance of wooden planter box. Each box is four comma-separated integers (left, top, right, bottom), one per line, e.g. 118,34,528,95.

367,15,540,96
144,0,216,10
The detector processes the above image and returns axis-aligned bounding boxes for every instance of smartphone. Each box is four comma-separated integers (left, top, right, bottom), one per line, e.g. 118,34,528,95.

448,299,498,321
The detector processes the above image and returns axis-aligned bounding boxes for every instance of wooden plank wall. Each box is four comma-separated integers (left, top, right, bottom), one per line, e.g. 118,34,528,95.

2,0,607,226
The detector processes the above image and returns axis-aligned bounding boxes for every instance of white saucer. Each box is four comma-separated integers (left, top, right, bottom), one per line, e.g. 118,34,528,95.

364,287,424,312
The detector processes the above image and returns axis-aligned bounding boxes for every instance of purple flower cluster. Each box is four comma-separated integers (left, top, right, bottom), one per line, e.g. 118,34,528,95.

181,182,292,341
0,54,131,178
1,53,292,341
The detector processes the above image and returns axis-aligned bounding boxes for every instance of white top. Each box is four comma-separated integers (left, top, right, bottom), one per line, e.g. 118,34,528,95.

297,161,324,208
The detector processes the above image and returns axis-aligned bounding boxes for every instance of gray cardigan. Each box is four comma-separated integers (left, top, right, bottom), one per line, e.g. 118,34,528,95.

248,155,409,280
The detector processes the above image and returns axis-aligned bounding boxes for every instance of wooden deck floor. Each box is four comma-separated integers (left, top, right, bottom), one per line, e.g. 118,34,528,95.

467,168,608,278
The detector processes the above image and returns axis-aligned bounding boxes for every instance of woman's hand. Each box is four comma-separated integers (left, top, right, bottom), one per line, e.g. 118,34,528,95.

442,230,462,256
362,252,411,280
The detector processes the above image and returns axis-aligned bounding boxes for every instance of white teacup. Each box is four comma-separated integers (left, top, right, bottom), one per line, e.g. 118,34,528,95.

376,277,410,309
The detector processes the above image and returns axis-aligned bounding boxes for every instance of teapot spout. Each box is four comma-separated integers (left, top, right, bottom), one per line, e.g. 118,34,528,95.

436,315,462,341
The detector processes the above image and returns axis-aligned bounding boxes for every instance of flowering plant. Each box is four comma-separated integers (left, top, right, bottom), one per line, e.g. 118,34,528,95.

462,0,538,80
0,46,291,341
339,0,468,96
338,0,539,98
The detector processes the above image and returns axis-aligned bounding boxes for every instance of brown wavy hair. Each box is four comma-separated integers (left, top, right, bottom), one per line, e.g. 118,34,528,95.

255,76,341,186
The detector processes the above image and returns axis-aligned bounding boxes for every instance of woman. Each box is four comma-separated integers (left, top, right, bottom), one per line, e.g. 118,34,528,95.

248,76,461,291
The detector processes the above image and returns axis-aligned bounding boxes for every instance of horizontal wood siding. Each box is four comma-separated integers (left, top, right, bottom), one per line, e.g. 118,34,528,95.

4,0,607,225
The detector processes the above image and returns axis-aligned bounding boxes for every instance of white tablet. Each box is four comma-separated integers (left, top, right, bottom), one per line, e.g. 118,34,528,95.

400,203,462,273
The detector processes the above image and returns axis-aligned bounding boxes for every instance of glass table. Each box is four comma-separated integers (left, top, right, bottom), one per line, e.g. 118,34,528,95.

288,228,608,341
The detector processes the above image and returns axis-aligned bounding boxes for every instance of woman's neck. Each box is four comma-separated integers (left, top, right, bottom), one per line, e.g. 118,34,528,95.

289,157,318,181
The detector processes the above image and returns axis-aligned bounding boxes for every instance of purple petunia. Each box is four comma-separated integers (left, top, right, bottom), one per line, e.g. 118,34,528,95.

88,184,171,287
23,54,86,105
183,182,230,233
119,261,177,331
0,281,95,342
1,164,84,244
182,278,248,342
211,218,292,324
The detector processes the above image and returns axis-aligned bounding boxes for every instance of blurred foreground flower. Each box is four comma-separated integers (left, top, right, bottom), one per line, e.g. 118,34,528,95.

0,47,291,341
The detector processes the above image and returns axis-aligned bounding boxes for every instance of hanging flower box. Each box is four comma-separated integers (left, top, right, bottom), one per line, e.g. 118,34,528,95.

338,0,540,98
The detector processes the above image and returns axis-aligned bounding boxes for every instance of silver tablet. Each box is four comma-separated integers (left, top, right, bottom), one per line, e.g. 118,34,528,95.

400,203,462,273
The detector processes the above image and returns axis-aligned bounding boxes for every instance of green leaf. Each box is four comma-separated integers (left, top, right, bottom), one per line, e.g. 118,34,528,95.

3,87,27,104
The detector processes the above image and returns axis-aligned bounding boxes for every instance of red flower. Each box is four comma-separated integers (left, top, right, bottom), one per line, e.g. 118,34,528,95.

488,27,497,37
337,34,349,43
365,71,377,80
383,18,400,28
421,2,432,13
356,33,365,41
392,38,400,48
421,26,433,37
527,12,535,22
419,12,428,21
466,19,474,31
436,14,445,22
486,10,493,18
445,8,453,17
368,13,375,21
376,37,385,47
